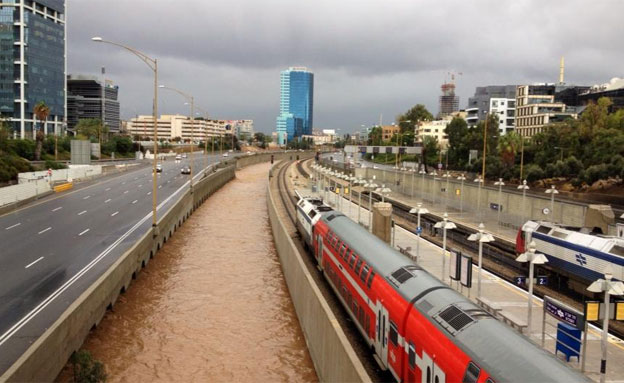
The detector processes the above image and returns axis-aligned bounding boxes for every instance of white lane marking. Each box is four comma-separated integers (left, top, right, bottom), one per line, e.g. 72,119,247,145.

104,199,112,203
122,181,126,185
158,185,162,189
25,257,45,269
78,228,90,236
105,187,111,191
132,200,138,204
167,180,171,183
52,207,62,212
138,184,143,188
147,191,152,195
5,223,21,230
124,190,129,194
0,173,196,347
83,195,90,200
134,177,138,180
78,210,87,216
38,227,51,235
111,211,119,217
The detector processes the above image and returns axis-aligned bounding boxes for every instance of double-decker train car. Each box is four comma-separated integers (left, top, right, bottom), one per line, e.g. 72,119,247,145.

295,197,588,382
517,220,624,284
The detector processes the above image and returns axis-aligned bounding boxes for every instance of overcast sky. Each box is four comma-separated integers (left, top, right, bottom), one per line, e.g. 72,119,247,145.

67,0,624,134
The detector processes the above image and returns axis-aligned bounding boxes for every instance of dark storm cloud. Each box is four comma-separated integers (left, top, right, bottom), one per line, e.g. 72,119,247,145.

67,0,624,133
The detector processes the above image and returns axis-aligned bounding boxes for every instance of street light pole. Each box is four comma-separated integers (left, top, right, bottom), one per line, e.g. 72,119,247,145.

434,212,456,282
494,178,505,226
457,174,466,214
518,180,530,225
92,37,159,230
468,223,495,298
516,238,548,335
545,185,559,223
409,203,429,264
419,168,426,202
475,175,483,221
442,171,451,211
587,267,624,383
365,178,378,233
159,85,195,191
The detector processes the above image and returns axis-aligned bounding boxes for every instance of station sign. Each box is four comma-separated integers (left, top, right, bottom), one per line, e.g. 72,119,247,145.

544,295,585,330
514,276,548,286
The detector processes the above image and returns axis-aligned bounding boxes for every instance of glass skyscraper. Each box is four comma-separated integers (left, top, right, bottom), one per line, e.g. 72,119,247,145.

0,0,65,139
276,67,313,145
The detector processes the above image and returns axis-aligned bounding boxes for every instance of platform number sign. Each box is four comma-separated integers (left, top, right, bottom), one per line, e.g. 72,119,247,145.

514,276,526,286
537,276,548,285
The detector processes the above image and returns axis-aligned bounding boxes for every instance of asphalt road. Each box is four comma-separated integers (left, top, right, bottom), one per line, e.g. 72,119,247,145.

0,153,230,374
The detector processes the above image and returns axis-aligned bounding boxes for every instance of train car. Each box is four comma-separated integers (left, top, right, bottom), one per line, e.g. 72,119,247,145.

306,211,588,382
295,196,333,248
517,220,624,284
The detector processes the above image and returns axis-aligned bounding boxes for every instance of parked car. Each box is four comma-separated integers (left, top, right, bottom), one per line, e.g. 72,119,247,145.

223,152,229,157
181,166,191,175
182,153,187,158
156,164,163,173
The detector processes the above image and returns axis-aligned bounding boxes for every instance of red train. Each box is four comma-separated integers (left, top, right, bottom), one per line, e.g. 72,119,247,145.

296,196,588,382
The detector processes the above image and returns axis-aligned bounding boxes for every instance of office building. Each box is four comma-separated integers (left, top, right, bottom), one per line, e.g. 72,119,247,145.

67,75,120,133
515,84,581,137
578,77,624,112
439,81,459,118
416,118,451,149
381,125,400,141
234,119,254,140
275,67,314,145
126,115,227,142
0,0,66,139
489,98,516,135
465,85,517,127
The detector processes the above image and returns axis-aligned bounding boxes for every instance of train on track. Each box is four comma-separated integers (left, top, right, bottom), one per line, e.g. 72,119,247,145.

517,220,624,290
295,195,588,383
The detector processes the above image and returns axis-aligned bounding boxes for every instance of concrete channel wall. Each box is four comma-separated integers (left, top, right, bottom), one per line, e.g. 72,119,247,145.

2,165,236,382
353,167,587,229
266,166,371,383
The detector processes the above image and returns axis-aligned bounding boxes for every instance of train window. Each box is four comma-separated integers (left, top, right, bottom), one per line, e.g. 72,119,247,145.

389,321,398,346
535,225,551,234
339,243,347,257
462,362,480,383
309,210,317,219
610,245,624,257
367,271,376,288
551,230,569,239
349,253,357,268
333,238,340,250
355,259,363,275
360,265,370,283
408,342,416,369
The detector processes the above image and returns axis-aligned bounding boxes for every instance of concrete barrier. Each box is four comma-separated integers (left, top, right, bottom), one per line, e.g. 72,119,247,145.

266,166,371,383
1,165,236,382
53,183,73,193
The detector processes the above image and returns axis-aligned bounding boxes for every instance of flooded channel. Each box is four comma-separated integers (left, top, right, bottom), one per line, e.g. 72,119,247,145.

63,163,317,382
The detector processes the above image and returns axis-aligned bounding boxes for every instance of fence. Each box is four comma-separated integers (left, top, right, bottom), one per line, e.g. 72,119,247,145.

0,179,51,207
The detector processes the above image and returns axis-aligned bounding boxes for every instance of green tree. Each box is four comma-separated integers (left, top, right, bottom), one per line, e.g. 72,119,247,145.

367,125,382,145
445,117,468,167
497,131,522,171
33,101,50,161
578,97,612,139
422,136,440,169
397,104,433,134
75,119,108,142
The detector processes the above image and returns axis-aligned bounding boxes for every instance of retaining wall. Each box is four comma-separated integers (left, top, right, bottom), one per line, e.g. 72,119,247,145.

353,167,587,229
1,165,235,382
266,165,371,383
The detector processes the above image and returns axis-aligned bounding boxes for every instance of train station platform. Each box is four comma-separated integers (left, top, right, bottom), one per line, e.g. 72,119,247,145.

296,159,624,382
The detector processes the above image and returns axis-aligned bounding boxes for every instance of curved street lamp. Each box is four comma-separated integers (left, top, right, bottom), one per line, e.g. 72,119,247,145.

159,85,195,191
92,37,159,231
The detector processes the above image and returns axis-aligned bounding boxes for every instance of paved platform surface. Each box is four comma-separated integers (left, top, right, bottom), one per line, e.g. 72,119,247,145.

296,159,624,382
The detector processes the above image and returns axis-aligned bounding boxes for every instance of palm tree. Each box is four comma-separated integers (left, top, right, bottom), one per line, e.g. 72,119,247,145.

33,101,50,161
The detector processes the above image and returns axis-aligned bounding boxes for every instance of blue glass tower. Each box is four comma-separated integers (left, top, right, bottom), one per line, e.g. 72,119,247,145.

276,67,313,145
0,0,66,139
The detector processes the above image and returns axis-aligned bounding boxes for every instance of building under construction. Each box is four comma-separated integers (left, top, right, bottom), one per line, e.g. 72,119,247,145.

439,80,459,118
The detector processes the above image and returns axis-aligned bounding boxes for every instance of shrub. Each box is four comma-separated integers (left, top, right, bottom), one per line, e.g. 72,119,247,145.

583,164,609,185
525,164,545,183
44,159,66,170
70,350,107,383
564,156,583,177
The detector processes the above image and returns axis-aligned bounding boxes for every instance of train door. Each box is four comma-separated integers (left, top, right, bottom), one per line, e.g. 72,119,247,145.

375,301,389,369
316,235,323,267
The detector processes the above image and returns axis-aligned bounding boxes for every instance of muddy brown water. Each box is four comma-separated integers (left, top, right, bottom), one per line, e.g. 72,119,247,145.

59,163,317,382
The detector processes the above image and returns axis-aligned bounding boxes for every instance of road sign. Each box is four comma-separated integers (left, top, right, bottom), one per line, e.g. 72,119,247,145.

416,226,422,235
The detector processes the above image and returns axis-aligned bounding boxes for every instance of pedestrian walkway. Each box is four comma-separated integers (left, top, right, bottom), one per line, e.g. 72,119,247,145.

298,160,624,382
